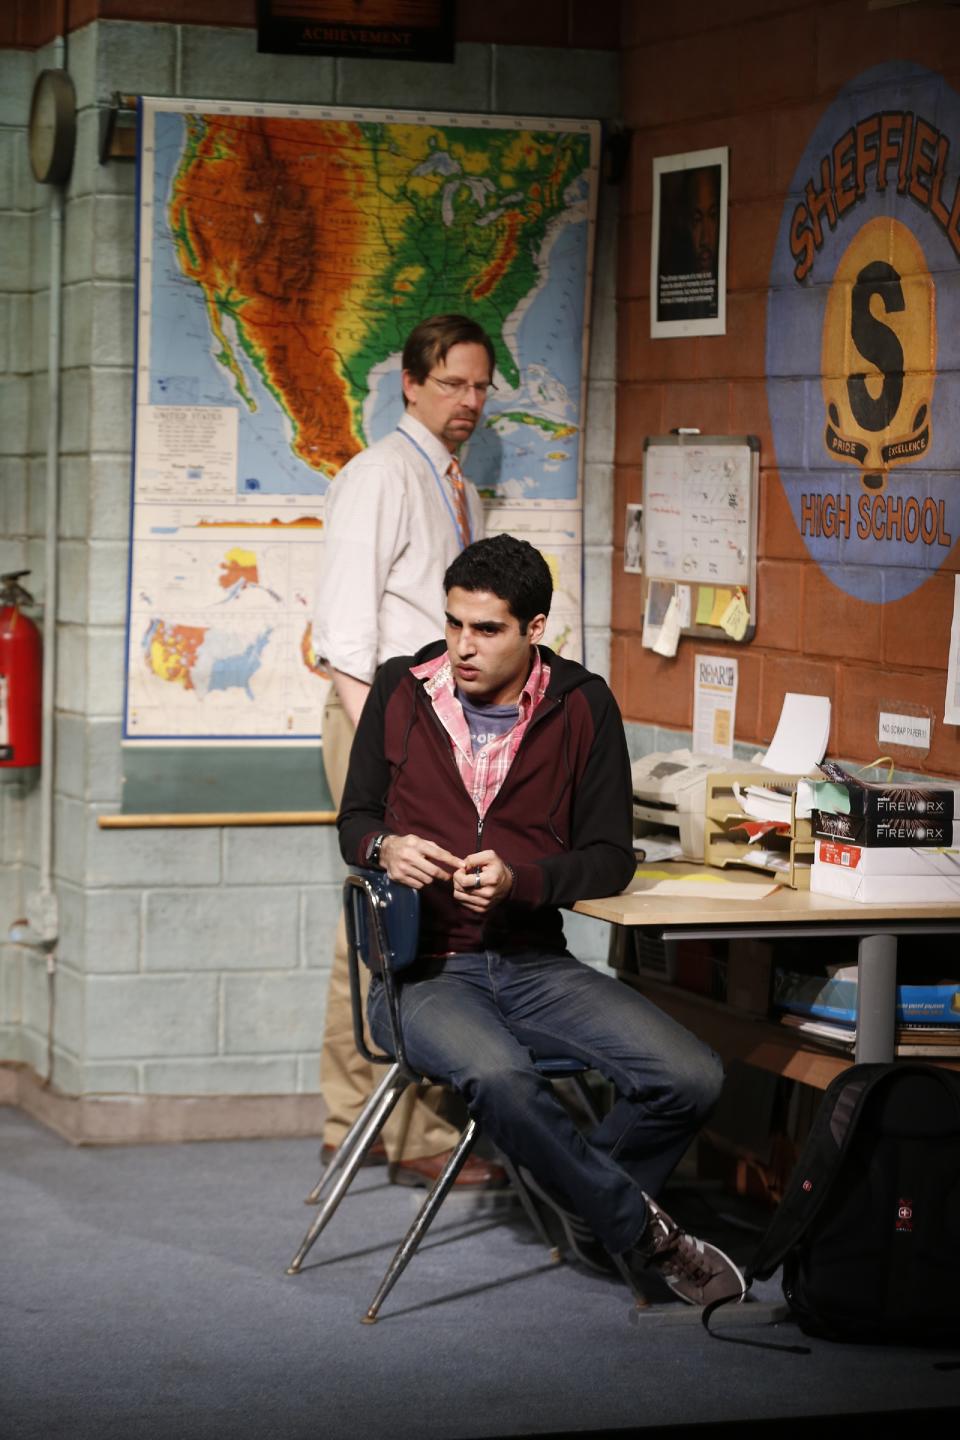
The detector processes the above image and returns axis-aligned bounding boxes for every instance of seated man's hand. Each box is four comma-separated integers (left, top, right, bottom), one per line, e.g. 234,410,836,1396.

379,834,462,890
452,850,514,913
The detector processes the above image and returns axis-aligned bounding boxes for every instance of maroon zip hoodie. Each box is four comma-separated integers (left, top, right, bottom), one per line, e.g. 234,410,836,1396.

338,640,635,958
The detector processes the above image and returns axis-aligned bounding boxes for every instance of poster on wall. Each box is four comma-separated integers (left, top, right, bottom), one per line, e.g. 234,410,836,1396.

255,0,455,61
766,62,960,609
650,146,728,338
693,653,738,758
126,98,599,754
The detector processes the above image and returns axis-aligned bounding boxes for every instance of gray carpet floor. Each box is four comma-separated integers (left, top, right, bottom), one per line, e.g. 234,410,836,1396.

1,1105,958,1439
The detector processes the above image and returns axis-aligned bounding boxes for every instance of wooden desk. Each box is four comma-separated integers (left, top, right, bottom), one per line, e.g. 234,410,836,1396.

575,864,960,1088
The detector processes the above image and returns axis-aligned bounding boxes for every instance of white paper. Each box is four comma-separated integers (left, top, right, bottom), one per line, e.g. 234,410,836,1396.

733,783,792,823
692,653,738,757
761,692,830,774
634,834,685,863
878,711,931,750
740,849,791,871
795,779,815,819
641,579,676,650
945,573,960,725
652,595,682,657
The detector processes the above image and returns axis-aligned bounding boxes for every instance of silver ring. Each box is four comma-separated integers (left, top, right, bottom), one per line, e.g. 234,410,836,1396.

473,872,482,889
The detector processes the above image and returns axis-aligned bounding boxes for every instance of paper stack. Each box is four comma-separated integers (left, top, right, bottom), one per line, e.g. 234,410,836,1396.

733,692,831,827
809,760,960,902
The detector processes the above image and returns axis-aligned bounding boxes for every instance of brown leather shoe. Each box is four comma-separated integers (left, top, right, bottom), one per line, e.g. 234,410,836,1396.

390,1150,508,1189
320,1140,388,1168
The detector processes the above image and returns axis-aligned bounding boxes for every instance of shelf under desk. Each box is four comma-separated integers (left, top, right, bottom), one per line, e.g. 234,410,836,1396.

574,862,960,1079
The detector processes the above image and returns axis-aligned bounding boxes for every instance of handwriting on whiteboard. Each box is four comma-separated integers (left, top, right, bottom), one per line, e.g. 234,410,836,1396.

644,445,750,584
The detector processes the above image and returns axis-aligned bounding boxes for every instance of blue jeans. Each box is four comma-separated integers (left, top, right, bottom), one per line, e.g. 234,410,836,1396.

368,949,723,1254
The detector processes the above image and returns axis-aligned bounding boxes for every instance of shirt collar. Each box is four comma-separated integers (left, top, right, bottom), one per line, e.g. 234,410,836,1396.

397,411,457,476
412,646,546,714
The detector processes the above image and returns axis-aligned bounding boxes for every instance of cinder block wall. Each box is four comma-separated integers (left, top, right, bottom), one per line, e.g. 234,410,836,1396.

0,5,621,1118
613,1,960,779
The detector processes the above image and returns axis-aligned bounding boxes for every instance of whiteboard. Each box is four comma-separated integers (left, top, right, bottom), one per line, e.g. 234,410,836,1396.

642,435,759,642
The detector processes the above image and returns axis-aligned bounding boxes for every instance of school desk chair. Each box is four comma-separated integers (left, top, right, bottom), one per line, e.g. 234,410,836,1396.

285,868,643,1321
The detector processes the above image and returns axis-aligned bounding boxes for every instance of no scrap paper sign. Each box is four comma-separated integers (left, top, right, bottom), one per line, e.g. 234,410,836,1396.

766,63,960,603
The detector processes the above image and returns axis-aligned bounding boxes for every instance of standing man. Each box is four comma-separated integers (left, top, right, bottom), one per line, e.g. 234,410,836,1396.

314,313,503,1187
337,534,746,1306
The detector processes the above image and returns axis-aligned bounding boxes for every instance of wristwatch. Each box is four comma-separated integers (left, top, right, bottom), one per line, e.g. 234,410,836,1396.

365,833,389,868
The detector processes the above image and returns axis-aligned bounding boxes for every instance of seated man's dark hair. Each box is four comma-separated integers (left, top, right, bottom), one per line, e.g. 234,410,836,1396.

444,534,552,632
402,314,496,387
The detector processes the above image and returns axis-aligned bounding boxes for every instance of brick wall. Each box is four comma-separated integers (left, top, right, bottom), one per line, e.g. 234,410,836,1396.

614,0,960,779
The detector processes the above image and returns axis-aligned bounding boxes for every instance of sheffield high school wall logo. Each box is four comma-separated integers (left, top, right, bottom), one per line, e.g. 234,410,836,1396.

766,63,959,603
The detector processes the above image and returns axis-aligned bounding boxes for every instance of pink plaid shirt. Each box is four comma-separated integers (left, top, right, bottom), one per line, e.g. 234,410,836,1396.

411,649,551,821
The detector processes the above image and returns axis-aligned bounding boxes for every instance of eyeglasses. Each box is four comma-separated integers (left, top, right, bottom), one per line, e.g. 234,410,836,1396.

426,374,498,399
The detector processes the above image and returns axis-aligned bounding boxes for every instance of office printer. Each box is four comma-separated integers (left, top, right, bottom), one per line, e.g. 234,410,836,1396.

632,749,768,860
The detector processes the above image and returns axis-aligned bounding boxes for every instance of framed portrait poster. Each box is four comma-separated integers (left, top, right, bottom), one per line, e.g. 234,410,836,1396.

650,146,728,339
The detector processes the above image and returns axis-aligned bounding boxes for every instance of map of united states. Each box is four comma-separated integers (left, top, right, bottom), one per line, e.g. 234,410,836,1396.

166,115,591,477
143,619,273,701
126,102,596,742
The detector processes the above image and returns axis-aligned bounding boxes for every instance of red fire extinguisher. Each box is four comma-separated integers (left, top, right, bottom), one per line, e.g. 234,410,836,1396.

0,571,42,768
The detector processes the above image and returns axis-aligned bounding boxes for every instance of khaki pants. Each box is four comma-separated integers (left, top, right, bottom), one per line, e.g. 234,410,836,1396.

319,687,460,1159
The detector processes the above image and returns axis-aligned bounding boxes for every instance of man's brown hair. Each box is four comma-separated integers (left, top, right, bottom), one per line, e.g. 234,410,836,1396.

401,314,496,386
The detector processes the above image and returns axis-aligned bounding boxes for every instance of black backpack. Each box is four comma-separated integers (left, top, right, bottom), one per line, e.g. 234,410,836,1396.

741,1062,960,1345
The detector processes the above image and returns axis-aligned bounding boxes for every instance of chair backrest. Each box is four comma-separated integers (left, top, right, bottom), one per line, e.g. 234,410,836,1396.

343,868,420,1069
345,868,420,976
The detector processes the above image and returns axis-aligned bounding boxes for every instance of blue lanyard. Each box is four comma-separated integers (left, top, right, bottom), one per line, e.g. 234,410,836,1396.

396,426,472,551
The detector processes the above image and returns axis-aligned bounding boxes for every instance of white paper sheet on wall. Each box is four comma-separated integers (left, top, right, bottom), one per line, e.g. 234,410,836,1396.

945,575,960,726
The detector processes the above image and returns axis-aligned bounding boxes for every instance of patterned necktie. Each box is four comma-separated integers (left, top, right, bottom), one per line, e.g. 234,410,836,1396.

446,455,471,549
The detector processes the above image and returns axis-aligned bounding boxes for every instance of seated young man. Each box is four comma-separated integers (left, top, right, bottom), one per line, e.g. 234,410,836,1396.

337,534,745,1307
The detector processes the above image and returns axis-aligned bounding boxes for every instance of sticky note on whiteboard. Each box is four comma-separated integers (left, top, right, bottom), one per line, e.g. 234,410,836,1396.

710,588,733,626
695,587,715,624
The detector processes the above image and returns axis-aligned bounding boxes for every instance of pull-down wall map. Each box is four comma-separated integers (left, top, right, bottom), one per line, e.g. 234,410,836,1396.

126,100,599,750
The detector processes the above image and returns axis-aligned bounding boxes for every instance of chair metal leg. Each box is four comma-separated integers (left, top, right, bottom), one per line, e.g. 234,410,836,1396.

286,1070,409,1276
361,1117,479,1324
498,1152,562,1261
304,1063,405,1205
609,1251,650,1309
560,1072,648,1301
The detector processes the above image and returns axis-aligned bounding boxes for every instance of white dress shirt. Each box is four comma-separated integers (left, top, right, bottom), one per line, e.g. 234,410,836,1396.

315,412,485,683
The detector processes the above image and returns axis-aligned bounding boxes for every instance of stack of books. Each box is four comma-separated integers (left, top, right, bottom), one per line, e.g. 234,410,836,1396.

809,760,960,903
773,965,960,1055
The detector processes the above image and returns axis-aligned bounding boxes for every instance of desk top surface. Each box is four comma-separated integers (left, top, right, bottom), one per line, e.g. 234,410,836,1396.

574,863,960,928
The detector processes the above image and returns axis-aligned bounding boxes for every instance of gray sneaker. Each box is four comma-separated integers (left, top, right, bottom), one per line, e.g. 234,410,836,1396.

633,1193,746,1308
